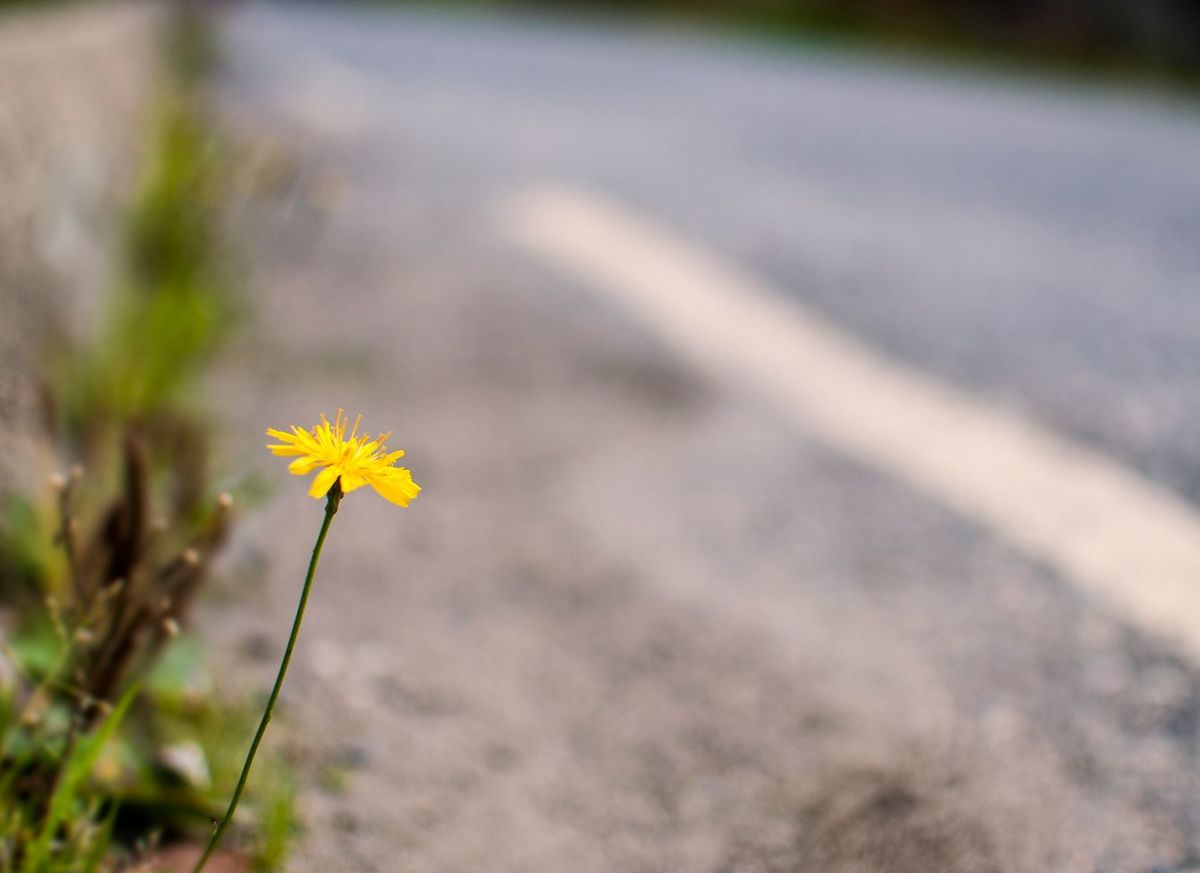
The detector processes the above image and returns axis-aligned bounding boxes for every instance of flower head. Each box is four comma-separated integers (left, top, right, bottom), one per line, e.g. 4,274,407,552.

266,410,420,506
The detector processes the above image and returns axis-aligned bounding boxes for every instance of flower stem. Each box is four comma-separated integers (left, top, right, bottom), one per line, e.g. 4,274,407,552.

191,482,343,873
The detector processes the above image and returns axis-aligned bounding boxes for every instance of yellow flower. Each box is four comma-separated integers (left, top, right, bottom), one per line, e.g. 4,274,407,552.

266,410,420,506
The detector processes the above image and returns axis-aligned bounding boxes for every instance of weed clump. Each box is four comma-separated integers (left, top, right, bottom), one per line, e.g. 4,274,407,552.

0,7,292,871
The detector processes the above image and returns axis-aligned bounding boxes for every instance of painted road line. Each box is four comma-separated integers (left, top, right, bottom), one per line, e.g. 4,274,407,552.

502,183,1200,666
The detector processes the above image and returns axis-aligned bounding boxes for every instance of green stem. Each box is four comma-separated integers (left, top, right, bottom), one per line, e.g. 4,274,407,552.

191,482,343,873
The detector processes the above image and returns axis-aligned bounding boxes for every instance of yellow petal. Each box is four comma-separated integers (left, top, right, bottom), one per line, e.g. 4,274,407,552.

288,456,323,475
366,468,421,507
268,444,306,457
340,471,367,492
308,466,340,499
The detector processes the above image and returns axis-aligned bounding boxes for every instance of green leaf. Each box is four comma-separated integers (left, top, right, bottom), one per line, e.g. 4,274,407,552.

21,684,139,873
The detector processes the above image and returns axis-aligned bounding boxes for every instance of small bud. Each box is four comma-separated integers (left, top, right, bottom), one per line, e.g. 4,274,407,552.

218,491,234,509
182,548,201,566
162,617,180,638
49,472,67,491
73,628,95,645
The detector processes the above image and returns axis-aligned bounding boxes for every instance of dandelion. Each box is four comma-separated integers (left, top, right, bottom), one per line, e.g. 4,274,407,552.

267,409,420,506
191,412,418,873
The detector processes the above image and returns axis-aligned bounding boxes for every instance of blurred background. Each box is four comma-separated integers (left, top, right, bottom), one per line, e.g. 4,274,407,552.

2,0,1200,871
396,0,1200,79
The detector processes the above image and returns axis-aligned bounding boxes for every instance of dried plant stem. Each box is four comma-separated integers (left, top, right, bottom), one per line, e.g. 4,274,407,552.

190,482,343,873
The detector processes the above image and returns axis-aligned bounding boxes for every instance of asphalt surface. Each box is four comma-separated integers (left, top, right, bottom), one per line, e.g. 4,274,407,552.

211,3,1200,871
228,1,1200,501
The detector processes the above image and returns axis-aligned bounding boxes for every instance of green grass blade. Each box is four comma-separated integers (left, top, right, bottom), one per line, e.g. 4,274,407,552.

21,685,139,873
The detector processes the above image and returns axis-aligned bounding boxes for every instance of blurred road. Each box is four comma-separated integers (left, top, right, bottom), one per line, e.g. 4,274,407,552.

215,3,1200,871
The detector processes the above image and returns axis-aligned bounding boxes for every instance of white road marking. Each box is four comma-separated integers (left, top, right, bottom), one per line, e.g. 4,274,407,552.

502,184,1200,666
